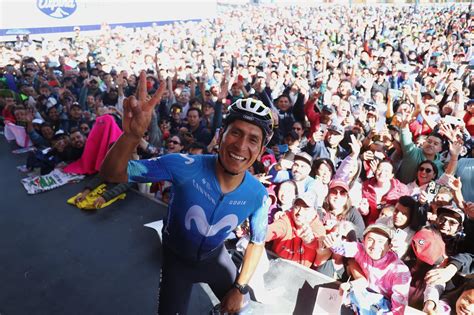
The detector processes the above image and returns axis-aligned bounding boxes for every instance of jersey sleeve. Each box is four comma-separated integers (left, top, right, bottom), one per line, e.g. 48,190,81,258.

127,156,173,183
249,193,270,244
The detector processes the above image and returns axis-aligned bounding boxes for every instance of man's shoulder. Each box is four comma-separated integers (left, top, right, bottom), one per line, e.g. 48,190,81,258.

157,153,212,170
242,171,268,195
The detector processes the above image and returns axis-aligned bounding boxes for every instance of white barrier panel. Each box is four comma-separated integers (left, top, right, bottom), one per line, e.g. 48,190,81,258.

0,0,217,35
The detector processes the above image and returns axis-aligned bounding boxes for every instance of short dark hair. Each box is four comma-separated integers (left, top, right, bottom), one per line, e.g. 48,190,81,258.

398,195,417,214
275,94,290,103
417,160,439,179
428,132,444,143
69,127,83,135
310,158,335,178
188,142,208,154
187,107,202,117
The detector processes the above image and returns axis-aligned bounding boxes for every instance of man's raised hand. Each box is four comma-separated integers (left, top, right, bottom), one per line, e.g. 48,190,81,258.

122,71,166,140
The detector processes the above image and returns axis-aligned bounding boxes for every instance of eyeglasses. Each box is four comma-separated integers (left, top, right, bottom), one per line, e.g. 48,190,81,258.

437,216,459,226
168,140,181,145
292,127,302,131
418,167,433,174
329,189,348,196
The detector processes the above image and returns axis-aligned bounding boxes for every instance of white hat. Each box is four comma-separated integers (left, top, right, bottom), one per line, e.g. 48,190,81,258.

32,118,44,124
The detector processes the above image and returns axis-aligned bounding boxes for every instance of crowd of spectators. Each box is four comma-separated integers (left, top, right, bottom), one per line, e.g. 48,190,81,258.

1,3,474,314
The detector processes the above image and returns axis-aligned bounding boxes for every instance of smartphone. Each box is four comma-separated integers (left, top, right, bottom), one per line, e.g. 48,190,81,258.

373,151,385,161
425,181,440,203
444,115,463,126
277,144,289,154
215,128,221,138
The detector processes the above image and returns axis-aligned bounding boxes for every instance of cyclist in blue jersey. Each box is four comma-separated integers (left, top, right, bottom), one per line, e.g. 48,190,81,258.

100,71,273,314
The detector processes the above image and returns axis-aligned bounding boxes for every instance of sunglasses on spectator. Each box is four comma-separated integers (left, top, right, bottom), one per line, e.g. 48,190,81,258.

292,127,302,131
437,216,459,226
168,140,181,145
418,167,433,173
329,188,348,196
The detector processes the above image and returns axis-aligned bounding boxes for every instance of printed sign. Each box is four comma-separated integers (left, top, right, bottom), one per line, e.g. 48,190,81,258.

37,0,77,19
21,169,84,195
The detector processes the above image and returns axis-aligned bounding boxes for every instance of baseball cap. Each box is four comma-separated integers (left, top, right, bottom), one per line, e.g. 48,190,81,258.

46,97,57,109
437,204,465,224
294,152,313,167
363,102,377,112
398,63,413,73
411,228,446,266
293,193,316,208
32,118,44,125
363,224,393,241
377,66,388,74
426,67,440,75
71,102,81,109
89,76,100,83
322,105,334,113
421,91,436,100
53,129,67,139
329,180,349,192
327,124,344,135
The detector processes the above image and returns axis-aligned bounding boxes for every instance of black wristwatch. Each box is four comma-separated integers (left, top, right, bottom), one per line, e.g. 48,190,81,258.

233,282,250,295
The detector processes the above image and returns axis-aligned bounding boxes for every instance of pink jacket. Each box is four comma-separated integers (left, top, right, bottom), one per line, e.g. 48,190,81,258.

331,242,411,315
331,241,411,314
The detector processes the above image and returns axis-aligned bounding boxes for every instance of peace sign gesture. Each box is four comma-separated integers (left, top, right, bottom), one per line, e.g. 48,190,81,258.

122,71,166,139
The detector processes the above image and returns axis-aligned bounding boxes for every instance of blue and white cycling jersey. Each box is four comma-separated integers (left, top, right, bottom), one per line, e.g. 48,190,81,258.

128,154,269,261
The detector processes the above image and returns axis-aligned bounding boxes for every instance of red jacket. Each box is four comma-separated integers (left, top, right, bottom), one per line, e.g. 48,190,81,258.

266,211,325,268
362,178,410,225
304,98,321,138
464,112,474,136
409,120,432,141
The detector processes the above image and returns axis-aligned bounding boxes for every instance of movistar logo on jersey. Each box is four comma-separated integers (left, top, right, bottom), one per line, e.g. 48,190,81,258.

37,0,77,19
185,205,238,237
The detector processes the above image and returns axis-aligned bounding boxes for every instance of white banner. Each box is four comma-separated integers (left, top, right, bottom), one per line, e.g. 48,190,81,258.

21,168,84,195
1,0,217,33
